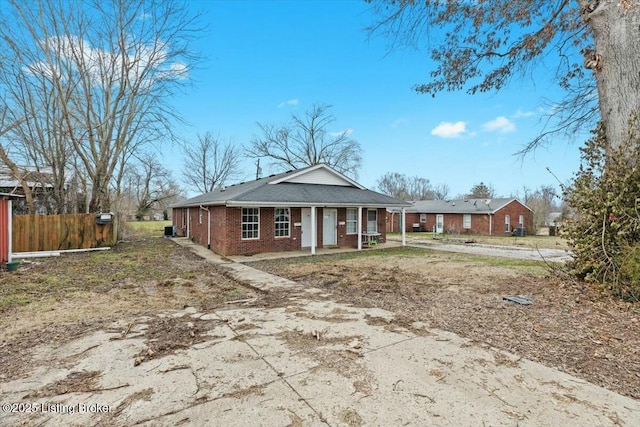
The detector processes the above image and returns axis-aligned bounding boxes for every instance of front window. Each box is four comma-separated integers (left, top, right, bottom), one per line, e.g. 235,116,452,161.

242,208,259,239
274,208,290,237
519,215,524,227
367,209,378,233
463,214,471,229
419,213,427,223
346,208,357,234
505,215,511,232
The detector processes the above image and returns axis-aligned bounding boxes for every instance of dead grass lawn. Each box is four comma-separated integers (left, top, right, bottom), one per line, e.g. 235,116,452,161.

251,247,640,399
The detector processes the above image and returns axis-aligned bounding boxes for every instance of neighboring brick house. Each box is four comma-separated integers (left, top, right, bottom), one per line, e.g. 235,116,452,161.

172,164,411,256
387,198,533,236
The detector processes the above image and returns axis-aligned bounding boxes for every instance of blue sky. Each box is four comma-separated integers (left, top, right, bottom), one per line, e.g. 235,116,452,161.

166,0,587,199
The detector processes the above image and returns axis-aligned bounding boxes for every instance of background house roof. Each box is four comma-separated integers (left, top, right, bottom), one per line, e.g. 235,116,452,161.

174,164,411,208
391,198,530,214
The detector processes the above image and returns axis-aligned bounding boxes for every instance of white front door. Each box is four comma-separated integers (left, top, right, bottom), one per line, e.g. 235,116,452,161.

301,208,312,247
323,209,337,246
436,214,444,233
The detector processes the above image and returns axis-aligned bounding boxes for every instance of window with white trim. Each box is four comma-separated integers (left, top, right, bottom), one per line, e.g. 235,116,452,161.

505,214,511,232
367,209,378,233
463,214,471,229
519,214,524,227
346,208,357,234
274,208,290,237
419,213,427,223
241,208,259,239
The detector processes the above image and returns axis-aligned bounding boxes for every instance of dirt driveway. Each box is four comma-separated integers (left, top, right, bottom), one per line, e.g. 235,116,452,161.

1,236,639,426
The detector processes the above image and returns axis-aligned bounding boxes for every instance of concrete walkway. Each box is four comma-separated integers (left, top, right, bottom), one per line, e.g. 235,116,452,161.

3,239,637,426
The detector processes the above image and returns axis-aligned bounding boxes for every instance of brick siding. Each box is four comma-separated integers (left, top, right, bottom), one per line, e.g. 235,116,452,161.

384,200,533,236
173,206,388,256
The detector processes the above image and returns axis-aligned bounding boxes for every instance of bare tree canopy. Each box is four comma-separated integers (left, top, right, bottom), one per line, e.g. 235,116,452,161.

367,1,640,152
247,104,363,178
431,182,450,200
122,153,180,220
181,132,242,194
523,184,560,232
376,172,434,201
0,0,201,213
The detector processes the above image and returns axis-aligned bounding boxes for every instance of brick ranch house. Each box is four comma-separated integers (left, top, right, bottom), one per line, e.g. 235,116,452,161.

172,164,411,256
387,198,533,236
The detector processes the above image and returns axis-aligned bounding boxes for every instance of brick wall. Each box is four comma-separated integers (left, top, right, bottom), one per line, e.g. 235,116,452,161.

384,200,533,236
492,200,534,235
177,205,391,256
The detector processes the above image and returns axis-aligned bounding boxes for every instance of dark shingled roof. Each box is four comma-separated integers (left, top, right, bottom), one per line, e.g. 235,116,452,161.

391,198,531,214
173,166,410,208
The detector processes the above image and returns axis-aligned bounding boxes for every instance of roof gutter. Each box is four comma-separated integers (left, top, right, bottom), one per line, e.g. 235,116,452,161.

224,201,412,208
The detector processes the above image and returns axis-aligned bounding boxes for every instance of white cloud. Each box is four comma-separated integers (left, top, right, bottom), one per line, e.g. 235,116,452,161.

329,128,353,137
277,98,299,108
391,118,408,128
27,34,188,86
482,116,516,133
430,121,467,138
511,109,535,118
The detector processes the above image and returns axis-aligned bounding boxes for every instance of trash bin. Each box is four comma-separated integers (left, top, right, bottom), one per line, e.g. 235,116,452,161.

512,227,526,237
412,223,420,232
548,225,556,236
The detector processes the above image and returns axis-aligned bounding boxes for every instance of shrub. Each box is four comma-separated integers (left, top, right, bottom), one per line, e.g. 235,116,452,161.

563,121,640,300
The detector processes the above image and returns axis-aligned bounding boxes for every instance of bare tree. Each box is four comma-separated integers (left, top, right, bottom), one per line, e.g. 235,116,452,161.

247,104,363,178
367,1,639,153
122,154,180,220
182,132,241,193
432,182,450,200
376,172,434,201
0,0,201,212
524,185,560,232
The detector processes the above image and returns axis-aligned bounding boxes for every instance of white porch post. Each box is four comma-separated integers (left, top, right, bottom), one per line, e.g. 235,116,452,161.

7,199,13,263
401,207,406,247
357,206,363,250
311,206,317,255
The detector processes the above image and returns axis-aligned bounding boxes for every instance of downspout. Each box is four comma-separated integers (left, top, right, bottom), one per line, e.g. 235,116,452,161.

187,208,190,239
200,205,211,249
401,207,406,247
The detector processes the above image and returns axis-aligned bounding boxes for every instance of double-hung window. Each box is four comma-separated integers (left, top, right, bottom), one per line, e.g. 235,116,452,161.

242,208,259,239
346,208,357,234
463,214,471,229
274,208,290,237
505,215,511,233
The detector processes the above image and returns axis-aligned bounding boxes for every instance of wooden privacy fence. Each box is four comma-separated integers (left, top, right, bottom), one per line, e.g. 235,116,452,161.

12,213,116,252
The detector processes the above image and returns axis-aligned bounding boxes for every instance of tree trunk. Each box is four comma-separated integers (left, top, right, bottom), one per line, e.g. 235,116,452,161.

586,1,640,147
